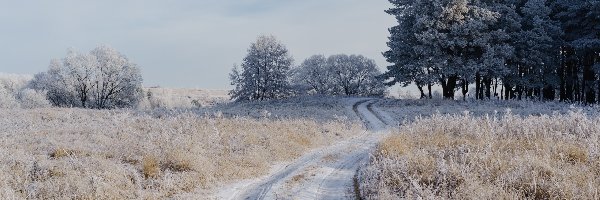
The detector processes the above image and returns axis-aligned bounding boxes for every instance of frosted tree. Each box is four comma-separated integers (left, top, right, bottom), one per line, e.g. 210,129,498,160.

384,0,597,103
555,0,600,103
89,46,144,108
30,46,143,109
291,55,331,95
230,35,294,101
293,54,386,97
382,0,436,99
508,0,562,100
30,59,80,107
327,54,386,97
385,0,513,100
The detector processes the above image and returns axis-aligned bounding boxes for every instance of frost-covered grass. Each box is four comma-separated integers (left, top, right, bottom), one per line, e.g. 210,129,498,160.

359,111,600,199
0,107,362,199
139,87,229,109
203,96,358,121
377,98,599,124
143,96,360,123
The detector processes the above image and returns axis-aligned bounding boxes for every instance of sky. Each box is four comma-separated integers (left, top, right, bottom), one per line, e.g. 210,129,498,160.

0,0,396,89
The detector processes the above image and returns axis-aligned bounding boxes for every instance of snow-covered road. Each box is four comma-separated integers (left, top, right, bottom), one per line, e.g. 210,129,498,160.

217,99,393,200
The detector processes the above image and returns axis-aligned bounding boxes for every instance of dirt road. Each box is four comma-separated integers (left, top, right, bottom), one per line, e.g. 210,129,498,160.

219,99,393,200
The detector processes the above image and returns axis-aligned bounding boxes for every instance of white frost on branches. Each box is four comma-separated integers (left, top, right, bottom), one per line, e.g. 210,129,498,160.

293,54,386,97
230,35,294,101
30,45,143,109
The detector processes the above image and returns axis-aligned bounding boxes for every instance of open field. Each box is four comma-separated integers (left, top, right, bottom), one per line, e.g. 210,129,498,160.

3,94,600,199
359,111,600,199
0,100,363,199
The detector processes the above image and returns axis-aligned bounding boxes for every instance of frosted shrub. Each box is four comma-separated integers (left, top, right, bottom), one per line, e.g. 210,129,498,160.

0,73,31,93
0,73,34,108
359,112,600,199
0,84,19,108
17,89,50,109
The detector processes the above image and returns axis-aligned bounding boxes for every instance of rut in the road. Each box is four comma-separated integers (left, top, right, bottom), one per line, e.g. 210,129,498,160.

233,99,392,200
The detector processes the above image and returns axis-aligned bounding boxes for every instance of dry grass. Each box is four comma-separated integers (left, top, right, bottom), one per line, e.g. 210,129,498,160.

142,155,160,179
359,111,600,199
0,108,362,199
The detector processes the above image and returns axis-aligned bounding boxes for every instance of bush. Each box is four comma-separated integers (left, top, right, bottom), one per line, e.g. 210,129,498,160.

17,89,50,109
0,84,19,108
0,74,49,109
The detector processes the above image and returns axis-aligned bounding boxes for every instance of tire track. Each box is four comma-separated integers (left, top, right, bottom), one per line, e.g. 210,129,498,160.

352,99,373,128
232,99,389,200
366,101,389,126
314,99,388,200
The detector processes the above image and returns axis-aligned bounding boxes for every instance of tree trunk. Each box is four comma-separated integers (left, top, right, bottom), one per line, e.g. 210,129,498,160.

504,83,510,100
475,73,481,100
584,52,596,104
543,86,555,101
428,83,433,99
559,50,566,101
441,75,458,100
501,83,504,100
417,84,426,99
517,85,523,100
461,79,468,101
484,77,492,99
493,78,499,99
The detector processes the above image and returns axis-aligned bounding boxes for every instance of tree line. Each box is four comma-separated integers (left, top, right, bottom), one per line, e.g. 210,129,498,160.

17,37,384,109
383,0,599,103
229,35,385,102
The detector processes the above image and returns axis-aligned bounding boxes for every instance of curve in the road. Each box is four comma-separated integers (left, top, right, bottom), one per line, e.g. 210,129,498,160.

234,99,389,200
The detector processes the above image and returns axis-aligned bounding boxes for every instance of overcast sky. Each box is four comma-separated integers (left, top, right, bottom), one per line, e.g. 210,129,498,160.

0,0,395,89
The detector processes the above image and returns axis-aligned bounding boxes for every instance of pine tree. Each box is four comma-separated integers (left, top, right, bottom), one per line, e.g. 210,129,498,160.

384,0,444,99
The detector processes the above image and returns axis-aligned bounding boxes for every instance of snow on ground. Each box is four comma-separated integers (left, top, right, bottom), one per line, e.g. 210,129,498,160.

213,98,395,200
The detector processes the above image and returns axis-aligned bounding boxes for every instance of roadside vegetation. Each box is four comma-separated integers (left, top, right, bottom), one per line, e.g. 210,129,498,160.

359,111,600,199
0,106,362,199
